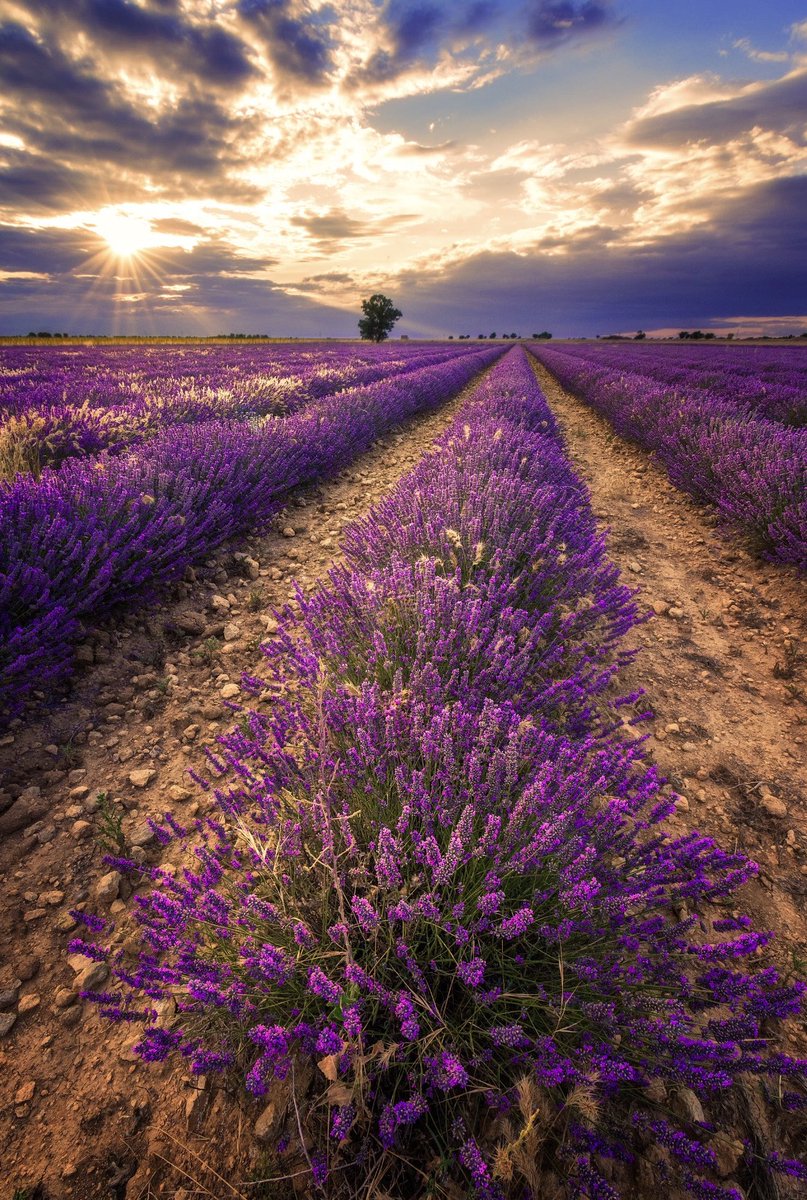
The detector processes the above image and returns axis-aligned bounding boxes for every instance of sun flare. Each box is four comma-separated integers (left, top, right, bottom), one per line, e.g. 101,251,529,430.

94,212,155,258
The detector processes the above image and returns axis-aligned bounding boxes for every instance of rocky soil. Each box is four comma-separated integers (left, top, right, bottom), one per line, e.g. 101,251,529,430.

0,356,805,1200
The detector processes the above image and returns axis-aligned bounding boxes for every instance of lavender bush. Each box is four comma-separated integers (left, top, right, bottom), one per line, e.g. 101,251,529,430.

527,344,807,571
0,341,481,477
539,342,807,427
83,349,806,1199
0,344,502,722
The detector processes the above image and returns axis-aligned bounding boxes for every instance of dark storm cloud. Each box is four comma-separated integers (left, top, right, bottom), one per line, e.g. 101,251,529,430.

238,0,335,84
0,22,259,200
0,152,131,212
626,68,807,148
392,175,807,334
30,0,255,86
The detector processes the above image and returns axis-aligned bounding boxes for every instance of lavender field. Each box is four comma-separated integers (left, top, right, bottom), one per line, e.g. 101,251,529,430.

0,341,500,721
0,342,806,1200
0,341,483,475
4,0,807,1190
529,343,807,571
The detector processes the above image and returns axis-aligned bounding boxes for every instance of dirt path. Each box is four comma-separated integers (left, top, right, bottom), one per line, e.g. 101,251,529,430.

0,370,491,1200
532,358,807,972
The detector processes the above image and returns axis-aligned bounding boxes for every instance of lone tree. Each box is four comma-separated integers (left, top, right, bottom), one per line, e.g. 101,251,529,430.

358,294,402,342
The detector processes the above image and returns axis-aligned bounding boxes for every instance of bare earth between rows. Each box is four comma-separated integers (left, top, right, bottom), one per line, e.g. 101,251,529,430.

0,370,489,1200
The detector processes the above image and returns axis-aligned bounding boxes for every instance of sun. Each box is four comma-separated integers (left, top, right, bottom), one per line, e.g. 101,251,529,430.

94,211,155,258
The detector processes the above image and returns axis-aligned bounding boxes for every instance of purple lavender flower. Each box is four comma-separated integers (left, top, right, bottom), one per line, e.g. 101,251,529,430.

331,1103,356,1140
378,1096,427,1148
457,957,486,988
426,1051,469,1092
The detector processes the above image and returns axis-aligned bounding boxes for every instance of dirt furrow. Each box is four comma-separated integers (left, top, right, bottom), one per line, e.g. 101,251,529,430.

0,369,491,1200
533,357,807,962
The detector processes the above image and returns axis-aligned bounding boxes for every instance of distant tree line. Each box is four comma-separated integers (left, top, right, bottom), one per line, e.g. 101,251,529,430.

24,331,278,339
448,331,552,340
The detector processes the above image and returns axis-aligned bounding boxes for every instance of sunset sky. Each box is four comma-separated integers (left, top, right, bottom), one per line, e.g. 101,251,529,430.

0,0,805,337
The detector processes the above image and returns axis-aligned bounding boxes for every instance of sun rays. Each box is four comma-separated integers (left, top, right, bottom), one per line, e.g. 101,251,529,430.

93,211,156,260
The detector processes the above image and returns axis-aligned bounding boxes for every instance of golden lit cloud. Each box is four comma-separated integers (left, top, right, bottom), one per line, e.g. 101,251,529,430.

0,1,804,335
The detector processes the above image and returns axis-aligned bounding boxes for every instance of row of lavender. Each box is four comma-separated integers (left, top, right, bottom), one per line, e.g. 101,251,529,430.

0,344,503,723
547,342,807,426
85,348,806,1199
0,342,479,478
529,345,807,571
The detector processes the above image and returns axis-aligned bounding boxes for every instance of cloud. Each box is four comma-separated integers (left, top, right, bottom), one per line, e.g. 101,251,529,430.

301,271,357,285
293,270,359,294
0,2,803,337
0,222,278,285
291,210,373,242
732,38,790,65
380,174,807,335
0,22,111,116
30,0,255,86
391,139,458,156
150,217,209,237
524,1,614,45
350,0,616,89
4,171,804,338
0,151,132,212
0,222,297,333
290,207,419,251
238,0,334,85
0,22,260,201
625,68,807,149
0,224,95,275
